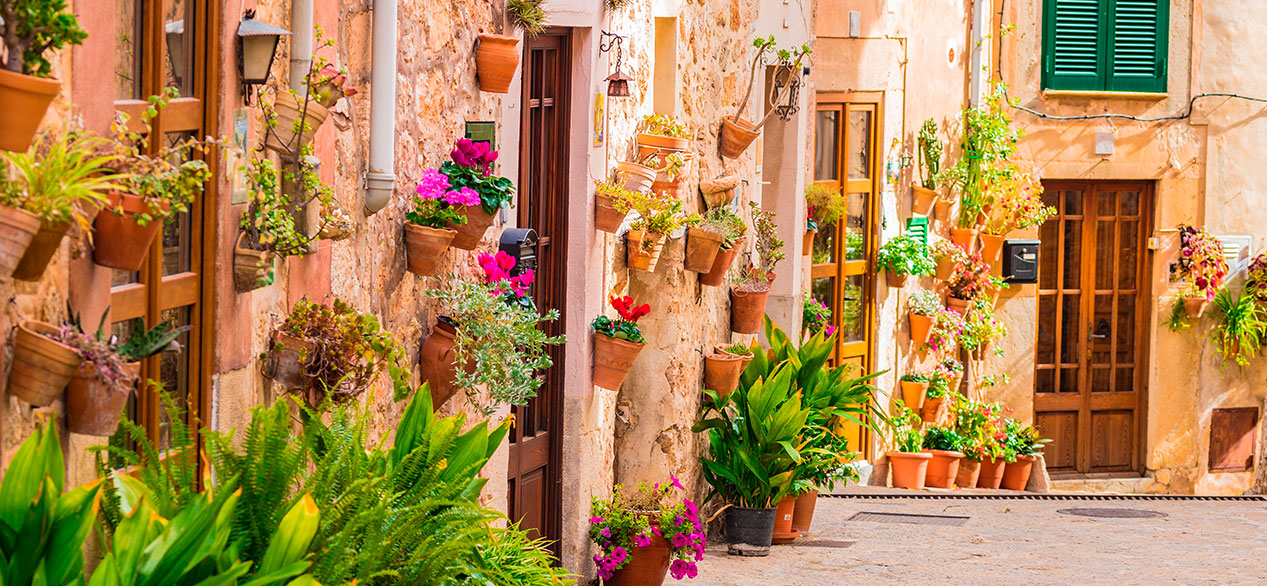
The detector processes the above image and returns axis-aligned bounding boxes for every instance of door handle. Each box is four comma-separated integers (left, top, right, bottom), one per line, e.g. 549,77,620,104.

1088,318,1110,340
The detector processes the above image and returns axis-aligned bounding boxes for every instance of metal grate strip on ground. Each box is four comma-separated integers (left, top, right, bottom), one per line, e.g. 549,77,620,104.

848,511,970,526
824,492,1267,502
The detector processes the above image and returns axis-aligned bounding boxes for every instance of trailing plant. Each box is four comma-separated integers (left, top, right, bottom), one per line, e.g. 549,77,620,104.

888,405,923,453
407,167,473,228
593,295,650,344
958,297,1007,355
734,201,786,290
239,156,331,256
926,373,950,400
0,0,88,77
1166,298,1192,332
701,206,747,248
938,84,1023,228
732,36,812,132
441,138,516,215
922,425,963,452
875,232,935,277
925,307,965,354
1248,253,1267,303
1209,287,1266,368
982,162,1053,236
508,0,547,36
640,114,691,139
946,251,992,300
1175,224,1228,301
589,478,705,581
953,397,1008,461
908,290,943,316
899,372,928,384
805,183,846,233
917,118,942,190
611,186,690,247
0,125,117,233
803,292,834,337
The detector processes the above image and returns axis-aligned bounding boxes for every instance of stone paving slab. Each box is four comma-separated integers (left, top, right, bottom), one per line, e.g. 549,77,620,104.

696,492,1267,585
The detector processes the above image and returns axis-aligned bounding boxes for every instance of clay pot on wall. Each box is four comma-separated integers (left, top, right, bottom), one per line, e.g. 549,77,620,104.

791,489,819,534
1001,454,1037,491
772,495,800,544
636,131,690,154
955,458,981,488
725,506,777,556
899,379,927,410
730,286,770,334
7,320,83,407
887,450,932,489
703,352,745,398
0,205,41,279
617,161,657,193
13,220,70,281
233,234,275,292
921,395,945,424
1183,296,1208,319
700,237,745,287
885,270,908,288
0,69,60,152
419,318,468,407
802,229,816,254
946,296,971,317
719,116,760,159
980,233,1005,265
595,194,627,233
264,91,330,155
933,199,954,223
474,34,521,93
66,362,140,436
593,333,645,389
699,175,740,209
684,227,724,272
976,456,1007,489
446,205,497,250
912,186,938,215
949,227,979,253
604,528,672,586
262,332,314,392
92,193,169,271
934,255,956,281
923,449,963,489
909,312,934,346
626,230,666,272
403,224,456,276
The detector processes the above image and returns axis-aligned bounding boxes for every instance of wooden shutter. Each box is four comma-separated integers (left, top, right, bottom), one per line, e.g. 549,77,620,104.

1106,0,1168,92
1042,0,1168,93
905,217,929,247
1043,0,1106,90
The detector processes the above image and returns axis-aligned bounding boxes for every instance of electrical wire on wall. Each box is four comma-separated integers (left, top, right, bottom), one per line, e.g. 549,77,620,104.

995,0,1267,122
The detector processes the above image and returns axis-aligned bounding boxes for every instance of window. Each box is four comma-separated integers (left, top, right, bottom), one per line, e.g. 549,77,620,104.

1042,0,1169,93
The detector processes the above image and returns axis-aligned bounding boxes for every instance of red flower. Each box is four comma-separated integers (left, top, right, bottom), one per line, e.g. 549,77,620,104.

609,295,651,323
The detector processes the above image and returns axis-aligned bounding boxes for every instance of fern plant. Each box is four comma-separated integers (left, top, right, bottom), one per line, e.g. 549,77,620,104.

1209,287,1266,368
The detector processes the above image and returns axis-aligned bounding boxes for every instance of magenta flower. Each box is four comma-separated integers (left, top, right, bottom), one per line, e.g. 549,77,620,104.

670,474,684,490
416,169,451,199
634,532,652,547
442,186,481,207
671,533,689,548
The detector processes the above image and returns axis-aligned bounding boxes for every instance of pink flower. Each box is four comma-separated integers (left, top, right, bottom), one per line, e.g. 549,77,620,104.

443,186,481,207
670,474,684,490
671,533,690,548
416,169,451,199
634,532,652,547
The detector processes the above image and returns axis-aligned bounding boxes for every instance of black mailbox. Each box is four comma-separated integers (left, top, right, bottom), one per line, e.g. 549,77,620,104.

1002,239,1040,284
498,227,538,282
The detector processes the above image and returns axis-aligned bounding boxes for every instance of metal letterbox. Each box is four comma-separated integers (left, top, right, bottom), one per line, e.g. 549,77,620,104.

1002,239,1040,284
498,227,538,284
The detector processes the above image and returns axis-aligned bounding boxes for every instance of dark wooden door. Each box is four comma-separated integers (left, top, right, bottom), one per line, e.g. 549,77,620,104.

512,30,569,550
1034,181,1152,475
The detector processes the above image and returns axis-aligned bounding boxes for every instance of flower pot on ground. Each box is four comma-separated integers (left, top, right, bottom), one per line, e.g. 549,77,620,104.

7,320,82,406
704,351,745,398
419,318,466,408
888,451,932,489
626,229,667,272
684,226,724,272
263,91,330,154
446,205,496,250
591,477,707,583
898,374,928,410
719,116,760,159
949,227,979,252
791,489,819,534
592,296,650,389
0,204,41,278
403,224,456,276
604,532,670,586
976,456,1007,489
92,192,170,271
771,495,799,544
923,450,963,489
955,458,981,488
980,233,1006,265
1001,454,1037,491
912,186,938,215
724,507,776,556
475,34,521,93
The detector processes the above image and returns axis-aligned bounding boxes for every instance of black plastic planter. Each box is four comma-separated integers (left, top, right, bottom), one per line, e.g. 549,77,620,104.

725,506,777,556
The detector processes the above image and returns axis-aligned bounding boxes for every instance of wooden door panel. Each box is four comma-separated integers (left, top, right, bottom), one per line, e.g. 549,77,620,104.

1036,412,1078,471
1090,411,1133,470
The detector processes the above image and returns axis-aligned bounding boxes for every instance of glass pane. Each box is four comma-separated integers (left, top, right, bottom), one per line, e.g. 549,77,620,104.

163,0,194,95
1060,367,1079,393
1119,221,1138,289
112,268,140,287
811,277,834,312
1039,217,1058,289
1115,367,1134,393
1096,190,1116,217
1062,219,1081,289
812,223,836,265
1091,367,1111,393
162,132,196,276
1060,294,1080,363
846,110,871,180
1095,221,1115,290
839,274,865,342
1116,295,1135,362
1037,295,1056,364
1063,189,1082,215
1036,369,1055,394
844,193,867,261
814,110,839,181
115,0,142,100
1120,191,1139,216
1090,294,1113,366
158,307,192,450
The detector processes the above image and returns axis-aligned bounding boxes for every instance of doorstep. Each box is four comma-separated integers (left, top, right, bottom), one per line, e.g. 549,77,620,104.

1048,474,1164,495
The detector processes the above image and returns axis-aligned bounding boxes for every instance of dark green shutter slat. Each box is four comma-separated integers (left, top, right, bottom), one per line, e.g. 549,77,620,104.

1107,0,1168,92
1043,0,1168,93
1043,0,1107,90
905,217,929,247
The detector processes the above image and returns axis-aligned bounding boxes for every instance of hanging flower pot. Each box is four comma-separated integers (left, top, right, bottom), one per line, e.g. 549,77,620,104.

403,224,456,276
886,270,909,288
934,255,957,281
92,193,169,271
1183,296,1209,318
955,458,981,488
899,379,927,410
719,116,760,159
264,91,330,155
980,233,1005,265
700,237,745,287
791,489,819,534
617,161,657,193
946,296,972,317
234,234,275,292
420,318,470,407
0,205,42,279
447,205,497,250
912,186,937,215
802,229,816,254
703,351,745,398
7,320,83,407
593,332,645,389
724,506,776,556
771,495,799,544
949,227,979,252
596,193,627,233
1001,454,1037,491
976,455,1007,489
604,528,672,586
923,449,963,489
921,395,945,424
637,131,690,153
909,312,934,346
262,332,314,392
730,286,770,334
626,229,666,272
699,175,740,209
13,220,70,281
474,34,521,94
0,69,61,152
934,198,954,223
683,227,724,273
887,450,932,489
66,362,139,436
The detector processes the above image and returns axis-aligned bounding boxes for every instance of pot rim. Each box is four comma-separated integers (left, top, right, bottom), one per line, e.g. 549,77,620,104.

922,449,966,458
886,450,934,460
0,68,63,93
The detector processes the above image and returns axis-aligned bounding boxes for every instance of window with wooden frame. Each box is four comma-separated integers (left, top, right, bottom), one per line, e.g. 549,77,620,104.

1042,0,1169,93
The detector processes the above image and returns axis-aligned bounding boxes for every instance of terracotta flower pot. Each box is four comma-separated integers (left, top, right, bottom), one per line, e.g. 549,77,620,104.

719,116,760,159
617,161,657,193
771,495,799,544
626,230,666,272
650,179,681,198
475,34,521,93
7,320,82,407
886,271,908,288
264,91,330,155
909,312,934,346
949,227,979,252
791,489,819,534
701,185,737,209
262,332,314,392
593,333,645,389
976,456,1007,489
921,395,945,424
419,319,468,408
636,132,690,154
66,362,139,436
1183,296,1208,319
604,530,671,586
887,450,933,489
0,69,61,152
684,227,724,272
403,223,456,276
0,204,41,278
955,458,981,488
92,192,169,271
912,186,938,215
934,255,957,281
946,296,971,317
923,449,964,489
704,352,745,398
947,373,963,395
700,238,745,286
596,194,627,233
234,234,275,292
802,229,816,254
446,205,496,250
980,233,1005,265
1001,454,1037,491
933,199,954,223
899,380,928,409
730,286,770,334
13,220,70,281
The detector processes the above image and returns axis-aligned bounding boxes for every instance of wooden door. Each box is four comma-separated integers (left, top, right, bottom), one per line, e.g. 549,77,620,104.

512,30,569,550
111,0,216,448
1034,181,1152,475
812,100,880,455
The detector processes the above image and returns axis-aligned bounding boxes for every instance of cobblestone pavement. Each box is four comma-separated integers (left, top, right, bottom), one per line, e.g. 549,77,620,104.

696,490,1267,585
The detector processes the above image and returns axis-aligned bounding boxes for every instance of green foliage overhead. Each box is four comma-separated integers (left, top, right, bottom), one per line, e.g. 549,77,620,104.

0,126,117,231
1,0,89,77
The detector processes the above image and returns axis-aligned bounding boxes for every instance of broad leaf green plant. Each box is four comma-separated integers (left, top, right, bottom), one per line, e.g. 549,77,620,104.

1209,287,1266,368
0,0,88,77
0,126,118,236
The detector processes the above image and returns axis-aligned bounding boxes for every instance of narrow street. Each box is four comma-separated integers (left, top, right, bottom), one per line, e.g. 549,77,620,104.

699,489,1267,585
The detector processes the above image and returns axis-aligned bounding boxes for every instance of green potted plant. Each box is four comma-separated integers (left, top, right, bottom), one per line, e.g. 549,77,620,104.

720,36,811,159
440,138,516,249
1247,254,1267,304
945,250,992,314
921,425,964,489
804,183,845,254
875,232,935,287
913,118,942,215
938,357,964,394
1174,224,1228,318
958,297,1008,361
938,85,1023,250
922,372,950,424
262,29,356,155
591,295,649,390
589,479,705,585
636,113,692,157
699,206,747,286
954,398,1009,489
886,405,931,489
730,202,784,333
932,240,967,281
234,157,314,290
95,89,213,271
703,342,754,399
980,163,1053,263
612,188,691,272
898,372,929,410
684,204,727,273
596,177,634,233
0,126,118,280
1208,288,1266,368
924,306,965,356
645,150,690,195
0,0,87,152
402,168,466,276
907,290,941,346
1001,420,1049,491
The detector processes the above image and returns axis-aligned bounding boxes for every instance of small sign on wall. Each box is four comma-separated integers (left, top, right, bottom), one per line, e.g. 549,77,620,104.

230,108,250,204
593,93,606,147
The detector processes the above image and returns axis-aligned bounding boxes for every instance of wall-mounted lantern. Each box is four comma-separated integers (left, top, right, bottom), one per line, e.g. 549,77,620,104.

599,31,633,98
236,10,290,104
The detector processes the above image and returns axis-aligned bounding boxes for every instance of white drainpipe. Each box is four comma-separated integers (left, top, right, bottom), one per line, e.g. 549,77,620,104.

290,0,313,93
364,0,398,215
969,0,991,107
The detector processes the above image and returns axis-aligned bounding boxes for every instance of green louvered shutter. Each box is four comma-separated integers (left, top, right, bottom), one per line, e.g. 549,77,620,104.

1106,0,1168,92
905,217,929,247
1043,0,1106,90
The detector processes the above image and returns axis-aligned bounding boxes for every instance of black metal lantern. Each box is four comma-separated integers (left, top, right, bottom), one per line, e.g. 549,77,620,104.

599,31,633,98
236,10,290,104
